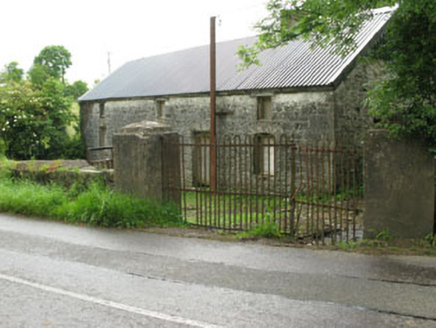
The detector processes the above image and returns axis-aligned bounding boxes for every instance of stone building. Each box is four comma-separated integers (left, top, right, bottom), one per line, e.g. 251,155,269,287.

79,8,392,184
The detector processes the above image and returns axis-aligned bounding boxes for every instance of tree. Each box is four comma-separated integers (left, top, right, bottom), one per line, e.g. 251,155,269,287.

65,80,89,100
0,62,24,83
240,0,436,146
0,46,87,160
31,45,72,84
28,64,50,87
0,78,74,159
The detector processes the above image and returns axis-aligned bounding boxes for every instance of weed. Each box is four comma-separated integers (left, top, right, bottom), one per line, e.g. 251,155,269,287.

424,234,436,247
237,219,281,239
335,241,357,250
40,164,50,172
375,229,393,243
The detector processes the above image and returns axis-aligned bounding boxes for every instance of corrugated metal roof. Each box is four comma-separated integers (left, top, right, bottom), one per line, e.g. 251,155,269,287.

80,9,393,102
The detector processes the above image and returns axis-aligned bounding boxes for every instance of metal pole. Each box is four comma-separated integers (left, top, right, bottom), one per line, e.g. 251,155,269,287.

210,16,217,192
107,52,112,74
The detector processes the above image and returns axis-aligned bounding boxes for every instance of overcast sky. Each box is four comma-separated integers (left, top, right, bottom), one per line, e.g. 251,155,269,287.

0,0,268,86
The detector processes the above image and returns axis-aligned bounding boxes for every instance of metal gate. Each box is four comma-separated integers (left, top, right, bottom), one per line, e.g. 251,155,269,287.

162,135,363,244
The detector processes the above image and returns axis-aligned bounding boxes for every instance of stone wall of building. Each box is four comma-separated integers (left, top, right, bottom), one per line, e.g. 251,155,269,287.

80,102,100,151
333,61,384,146
81,91,336,148
215,92,335,141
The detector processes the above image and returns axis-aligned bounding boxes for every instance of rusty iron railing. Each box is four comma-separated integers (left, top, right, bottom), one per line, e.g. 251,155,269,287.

162,135,363,245
86,146,114,169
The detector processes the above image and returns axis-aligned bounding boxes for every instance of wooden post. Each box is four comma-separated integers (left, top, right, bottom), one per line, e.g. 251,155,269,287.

210,16,217,192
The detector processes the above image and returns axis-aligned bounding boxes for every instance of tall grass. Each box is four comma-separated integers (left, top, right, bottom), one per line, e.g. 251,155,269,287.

0,175,184,228
0,178,67,217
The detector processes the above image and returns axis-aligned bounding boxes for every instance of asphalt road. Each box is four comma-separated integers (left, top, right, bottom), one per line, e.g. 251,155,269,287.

0,213,435,327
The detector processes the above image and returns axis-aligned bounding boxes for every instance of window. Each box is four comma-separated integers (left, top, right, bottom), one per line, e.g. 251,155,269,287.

156,99,165,119
257,96,272,121
99,126,107,147
254,134,275,175
99,102,105,118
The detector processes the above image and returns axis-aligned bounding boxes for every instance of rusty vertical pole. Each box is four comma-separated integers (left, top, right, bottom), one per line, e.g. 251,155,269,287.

210,16,217,193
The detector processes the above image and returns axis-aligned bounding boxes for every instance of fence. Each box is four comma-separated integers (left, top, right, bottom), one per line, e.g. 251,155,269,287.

162,135,363,244
86,146,114,169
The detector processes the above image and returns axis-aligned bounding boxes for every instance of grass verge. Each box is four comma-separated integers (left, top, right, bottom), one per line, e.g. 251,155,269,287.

324,237,436,256
0,175,184,229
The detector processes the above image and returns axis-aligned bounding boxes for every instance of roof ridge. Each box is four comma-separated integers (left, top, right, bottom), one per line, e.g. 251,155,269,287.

371,5,398,15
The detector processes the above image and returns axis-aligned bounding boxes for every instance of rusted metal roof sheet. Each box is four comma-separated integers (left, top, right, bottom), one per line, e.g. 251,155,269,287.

80,9,392,102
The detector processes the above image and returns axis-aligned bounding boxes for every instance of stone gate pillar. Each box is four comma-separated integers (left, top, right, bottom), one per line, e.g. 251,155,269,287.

112,121,180,204
364,130,435,238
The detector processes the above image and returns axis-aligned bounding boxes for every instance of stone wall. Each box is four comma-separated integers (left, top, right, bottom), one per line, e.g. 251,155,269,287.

364,130,435,238
11,160,113,189
333,61,384,146
81,92,336,147
112,121,180,204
